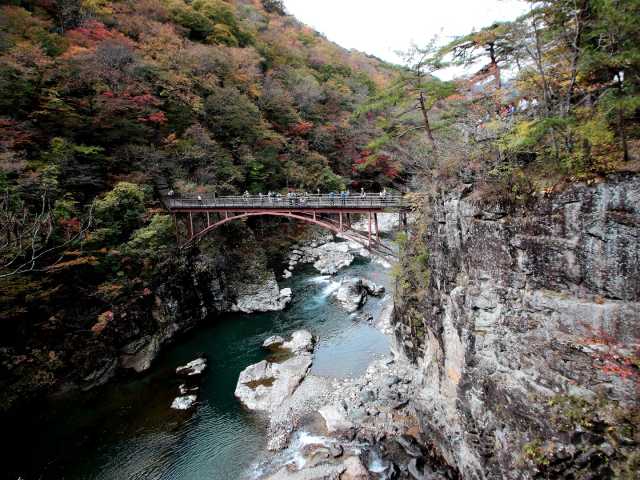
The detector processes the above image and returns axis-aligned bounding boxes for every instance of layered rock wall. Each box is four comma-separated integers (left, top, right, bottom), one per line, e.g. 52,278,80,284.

393,174,640,478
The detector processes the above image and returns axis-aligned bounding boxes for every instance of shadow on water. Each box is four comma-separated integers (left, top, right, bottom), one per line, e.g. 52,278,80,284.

3,256,392,480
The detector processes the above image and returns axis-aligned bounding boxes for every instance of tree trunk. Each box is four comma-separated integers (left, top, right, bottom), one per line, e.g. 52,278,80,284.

418,92,437,155
617,76,629,162
488,43,501,89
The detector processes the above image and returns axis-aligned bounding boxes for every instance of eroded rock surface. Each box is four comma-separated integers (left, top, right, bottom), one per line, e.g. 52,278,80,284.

333,278,385,313
235,330,315,413
232,274,292,313
393,174,640,478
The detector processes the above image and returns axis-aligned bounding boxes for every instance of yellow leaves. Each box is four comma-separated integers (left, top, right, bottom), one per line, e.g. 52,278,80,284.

91,310,113,335
574,116,614,149
96,282,124,301
81,0,113,16
45,256,99,272
60,44,91,59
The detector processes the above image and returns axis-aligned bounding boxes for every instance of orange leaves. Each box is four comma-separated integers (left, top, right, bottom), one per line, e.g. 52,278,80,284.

66,20,117,48
142,111,168,124
58,217,81,240
290,120,313,136
45,256,99,272
91,310,113,335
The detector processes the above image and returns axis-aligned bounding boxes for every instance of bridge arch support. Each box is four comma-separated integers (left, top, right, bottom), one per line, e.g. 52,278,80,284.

175,210,396,257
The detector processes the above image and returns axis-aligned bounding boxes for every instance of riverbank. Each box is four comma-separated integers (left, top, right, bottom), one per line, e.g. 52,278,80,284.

250,290,459,480
2,229,394,480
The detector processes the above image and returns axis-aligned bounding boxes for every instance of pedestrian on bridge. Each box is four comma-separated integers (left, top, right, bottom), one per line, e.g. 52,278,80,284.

330,191,336,205
360,188,366,198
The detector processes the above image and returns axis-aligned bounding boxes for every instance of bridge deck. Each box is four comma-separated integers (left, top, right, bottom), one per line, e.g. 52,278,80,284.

164,194,407,212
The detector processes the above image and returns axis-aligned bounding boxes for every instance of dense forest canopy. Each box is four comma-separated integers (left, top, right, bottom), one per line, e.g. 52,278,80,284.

0,0,402,279
0,0,639,411
362,0,639,199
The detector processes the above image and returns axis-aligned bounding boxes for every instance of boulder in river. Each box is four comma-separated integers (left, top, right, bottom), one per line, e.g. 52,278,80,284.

235,330,315,412
171,395,197,410
178,384,199,395
263,335,286,350
232,274,293,313
312,242,355,275
176,357,207,376
334,278,368,312
361,279,385,297
342,456,370,480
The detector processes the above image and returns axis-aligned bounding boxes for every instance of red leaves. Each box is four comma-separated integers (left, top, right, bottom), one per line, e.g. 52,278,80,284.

67,20,116,47
143,111,168,124
0,119,32,150
95,90,166,127
290,120,313,136
59,217,81,240
578,326,640,387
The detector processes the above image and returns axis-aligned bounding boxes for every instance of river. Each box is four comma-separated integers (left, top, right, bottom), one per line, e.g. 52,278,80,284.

5,254,393,480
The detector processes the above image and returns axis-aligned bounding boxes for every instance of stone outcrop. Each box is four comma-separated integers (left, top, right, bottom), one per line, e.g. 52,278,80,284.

284,234,360,276
335,278,368,312
232,274,292,313
334,277,386,313
393,174,640,478
0,226,283,414
235,330,315,413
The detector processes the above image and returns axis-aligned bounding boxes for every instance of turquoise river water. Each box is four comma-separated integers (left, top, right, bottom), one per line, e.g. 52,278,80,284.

4,255,392,480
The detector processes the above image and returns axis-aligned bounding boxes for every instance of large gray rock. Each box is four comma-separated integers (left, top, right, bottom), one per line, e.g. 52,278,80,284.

235,330,315,412
176,357,207,376
334,278,368,312
318,404,354,434
171,395,197,410
393,174,640,478
313,243,355,275
342,456,370,480
232,274,292,313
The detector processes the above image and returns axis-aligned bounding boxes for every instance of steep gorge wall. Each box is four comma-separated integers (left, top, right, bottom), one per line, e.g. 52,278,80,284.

393,174,640,478
0,226,275,413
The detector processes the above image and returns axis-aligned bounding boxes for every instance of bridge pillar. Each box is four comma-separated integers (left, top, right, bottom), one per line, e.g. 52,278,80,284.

188,212,194,239
374,213,379,245
339,212,343,231
173,214,180,247
368,211,372,248
206,212,211,227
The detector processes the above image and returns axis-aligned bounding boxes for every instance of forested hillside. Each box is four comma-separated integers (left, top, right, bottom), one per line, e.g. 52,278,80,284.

361,0,639,201
0,0,399,411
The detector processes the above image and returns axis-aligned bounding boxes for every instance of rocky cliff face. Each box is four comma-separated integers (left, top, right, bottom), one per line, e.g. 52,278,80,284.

393,174,640,479
0,226,287,413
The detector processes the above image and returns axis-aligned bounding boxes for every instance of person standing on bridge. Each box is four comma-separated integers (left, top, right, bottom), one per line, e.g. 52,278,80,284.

360,188,365,198
330,191,336,205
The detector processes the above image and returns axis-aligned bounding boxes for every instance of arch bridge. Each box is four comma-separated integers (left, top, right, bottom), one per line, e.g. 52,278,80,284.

161,192,409,257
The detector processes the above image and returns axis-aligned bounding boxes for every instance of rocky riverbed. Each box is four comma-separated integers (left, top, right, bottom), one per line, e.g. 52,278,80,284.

250,302,459,480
